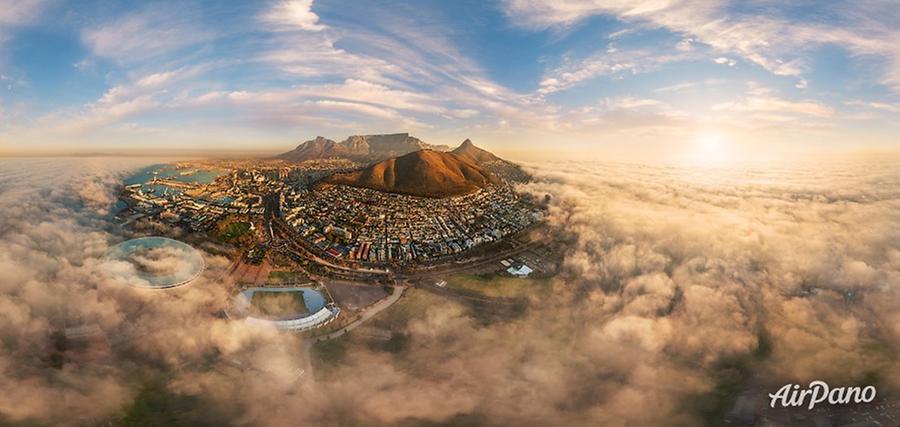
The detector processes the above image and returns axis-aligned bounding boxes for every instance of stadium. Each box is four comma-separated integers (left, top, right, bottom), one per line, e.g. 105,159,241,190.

104,237,205,289
233,284,340,332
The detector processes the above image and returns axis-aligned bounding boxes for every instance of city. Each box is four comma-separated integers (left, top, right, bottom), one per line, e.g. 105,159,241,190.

2,1,899,425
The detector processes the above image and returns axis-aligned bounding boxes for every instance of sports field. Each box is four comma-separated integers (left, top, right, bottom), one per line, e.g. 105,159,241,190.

250,291,308,317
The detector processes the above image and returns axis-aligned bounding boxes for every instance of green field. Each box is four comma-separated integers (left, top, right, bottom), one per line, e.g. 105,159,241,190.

117,373,236,427
267,270,306,283
367,288,450,331
218,221,250,241
445,274,553,298
250,291,307,317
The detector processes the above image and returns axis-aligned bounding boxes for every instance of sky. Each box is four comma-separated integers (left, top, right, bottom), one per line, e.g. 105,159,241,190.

0,0,899,160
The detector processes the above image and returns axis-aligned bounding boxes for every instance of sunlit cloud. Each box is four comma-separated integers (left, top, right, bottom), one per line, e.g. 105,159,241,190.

261,0,327,32
503,0,900,90
0,0,897,155
2,157,897,425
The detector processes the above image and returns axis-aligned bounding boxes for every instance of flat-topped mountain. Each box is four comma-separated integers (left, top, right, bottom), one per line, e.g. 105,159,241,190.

324,150,498,198
451,138,501,164
277,133,449,163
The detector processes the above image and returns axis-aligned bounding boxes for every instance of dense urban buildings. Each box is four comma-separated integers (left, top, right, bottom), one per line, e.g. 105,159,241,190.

284,184,541,265
118,140,543,270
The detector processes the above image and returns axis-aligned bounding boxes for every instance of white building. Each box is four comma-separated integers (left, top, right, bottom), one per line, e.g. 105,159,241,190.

507,263,533,278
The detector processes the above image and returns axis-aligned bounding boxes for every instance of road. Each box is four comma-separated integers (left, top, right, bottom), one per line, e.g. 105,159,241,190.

395,233,549,280
266,198,550,282
270,216,391,277
311,285,405,342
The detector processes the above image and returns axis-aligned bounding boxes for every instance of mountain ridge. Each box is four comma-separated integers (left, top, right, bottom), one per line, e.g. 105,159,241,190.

277,133,449,163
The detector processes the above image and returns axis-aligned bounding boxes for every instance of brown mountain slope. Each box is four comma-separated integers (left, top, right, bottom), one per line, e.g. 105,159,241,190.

451,138,501,164
324,150,498,198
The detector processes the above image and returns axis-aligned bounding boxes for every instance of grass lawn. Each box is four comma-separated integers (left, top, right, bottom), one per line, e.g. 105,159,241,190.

366,288,449,331
267,270,306,283
218,221,250,241
118,375,235,427
309,336,348,375
250,291,308,317
445,274,553,298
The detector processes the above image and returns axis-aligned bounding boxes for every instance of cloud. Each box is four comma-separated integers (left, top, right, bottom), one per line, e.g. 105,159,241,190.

519,158,900,390
847,100,900,114
261,0,327,32
44,94,161,135
600,96,665,110
503,0,900,89
1,155,899,425
0,0,46,26
0,0,46,48
18,64,224,138
714,57,736,67
81,6,214,62
0,158,305,425
538,47,693,95
712,83,833,118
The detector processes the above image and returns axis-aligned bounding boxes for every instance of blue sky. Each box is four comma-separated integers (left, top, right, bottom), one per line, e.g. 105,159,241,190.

1,0,899,160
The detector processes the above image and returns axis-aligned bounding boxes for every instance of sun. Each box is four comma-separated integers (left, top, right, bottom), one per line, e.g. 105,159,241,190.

688,131,731,165
696,133,722,151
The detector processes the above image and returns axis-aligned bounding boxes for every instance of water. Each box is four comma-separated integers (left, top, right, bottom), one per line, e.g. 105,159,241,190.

123,164,225,196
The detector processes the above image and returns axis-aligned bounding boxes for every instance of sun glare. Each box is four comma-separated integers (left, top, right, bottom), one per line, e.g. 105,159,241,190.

688,132,731,165
696,133,722,150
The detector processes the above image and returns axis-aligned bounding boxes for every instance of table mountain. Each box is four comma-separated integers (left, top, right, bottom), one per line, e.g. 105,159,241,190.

277,133,449,163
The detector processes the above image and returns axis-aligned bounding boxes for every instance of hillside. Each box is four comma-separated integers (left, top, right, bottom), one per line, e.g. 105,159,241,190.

324,150,498,198
277,133,449,163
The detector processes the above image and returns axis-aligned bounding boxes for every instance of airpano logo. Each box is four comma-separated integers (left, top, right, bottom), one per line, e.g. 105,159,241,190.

769,381,876,410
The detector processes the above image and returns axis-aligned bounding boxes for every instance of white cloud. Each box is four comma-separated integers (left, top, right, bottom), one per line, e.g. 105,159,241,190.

261,0,326,32
503,0,900,90
676,38,694,52
135,71,179,88
713,88,834,118
95,66,207,106
714,57,736,67
57,94,161,134
0,0,46,47
652,81,708,93
0,0,46,26
846,100,900,114
538,48,693,95
81,6,213,62
24,65,211,137
600,96,665,111
446,108,479,119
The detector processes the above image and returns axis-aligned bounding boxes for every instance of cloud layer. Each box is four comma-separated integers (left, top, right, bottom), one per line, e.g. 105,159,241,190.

1,157,897,425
